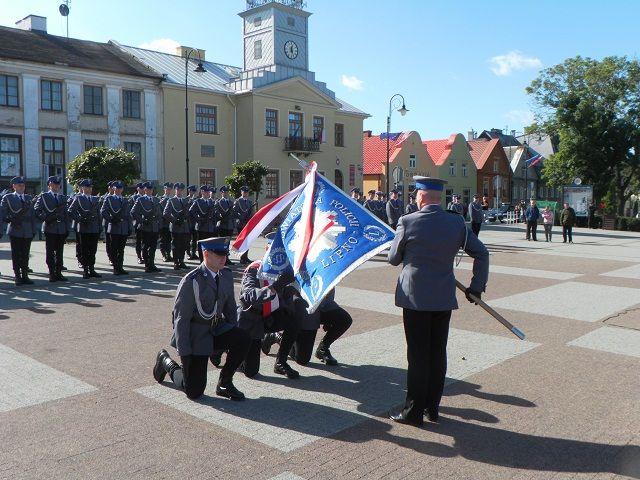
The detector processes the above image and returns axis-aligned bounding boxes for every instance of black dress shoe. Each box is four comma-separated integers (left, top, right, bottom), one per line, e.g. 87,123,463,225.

153,349,169,383
210,351,223,368
56,273,68,282
274,361,300,379
22,275,34,285
14,276,24,286
83,269,91,279
315,343,338,366
425,407,439,423
49,275,59,283
89,269,102,278
261,332,279,355
389,412,423,427
216,381,245,401
137,258,144,265
179,262,189,270
61,266,68,271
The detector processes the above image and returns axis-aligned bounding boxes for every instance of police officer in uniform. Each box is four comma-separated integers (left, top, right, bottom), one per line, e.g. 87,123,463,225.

186,185,200,260
447,194,465,215
129,182,144,264
469,194,484,237
386,189,403,228
405,194,418,215
35,176,69,282
363,189,376,213
237,233,301,379
388,176,489,426
350,187,364,205
290,288,353,367
152,237,251,401
216,185,235,265
0,177,37,285
233,186,254,265
189,185,218,262
131,182,162,273
158,182,174,262
99,181,114,266
68,179,102,279
163,182,190,270
101,180,131,275
373,191,387,221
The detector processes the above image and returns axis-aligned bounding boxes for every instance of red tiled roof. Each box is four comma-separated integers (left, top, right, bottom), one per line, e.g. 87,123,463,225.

468,138,500,169
423,134,458,166
362,131,405,175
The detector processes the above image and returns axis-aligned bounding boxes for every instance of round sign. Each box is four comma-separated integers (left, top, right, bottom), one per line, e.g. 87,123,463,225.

574,177,582,185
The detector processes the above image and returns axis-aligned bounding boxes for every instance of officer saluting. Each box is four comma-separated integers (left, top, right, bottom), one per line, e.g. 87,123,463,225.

0,176,37,285
68,179,102,279
233,186,254,265
153,237,251,400
388,176,489,427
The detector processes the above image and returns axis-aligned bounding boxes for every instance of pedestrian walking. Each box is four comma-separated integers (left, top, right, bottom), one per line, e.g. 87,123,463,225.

561,202,576,243
469,194,484,237
525,199,540,241
542,205,554,242
387,176,489,426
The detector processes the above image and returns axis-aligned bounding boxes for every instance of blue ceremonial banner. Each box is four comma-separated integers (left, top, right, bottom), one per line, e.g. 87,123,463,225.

259,171,395,313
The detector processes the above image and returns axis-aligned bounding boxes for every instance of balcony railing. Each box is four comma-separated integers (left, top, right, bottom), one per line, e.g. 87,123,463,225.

284,136,320,153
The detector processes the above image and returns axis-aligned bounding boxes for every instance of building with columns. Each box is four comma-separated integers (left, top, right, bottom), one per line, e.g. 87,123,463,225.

0,15,163,193
115,0,368,200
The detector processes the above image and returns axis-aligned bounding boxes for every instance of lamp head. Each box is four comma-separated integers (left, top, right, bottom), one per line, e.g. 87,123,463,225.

398,104,408,116
194,62,207,74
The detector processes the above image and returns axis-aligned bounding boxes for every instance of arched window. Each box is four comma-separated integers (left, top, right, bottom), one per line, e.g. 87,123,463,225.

334,169,344,189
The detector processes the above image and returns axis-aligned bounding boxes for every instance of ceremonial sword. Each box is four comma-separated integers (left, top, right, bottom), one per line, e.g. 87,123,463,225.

455,280,526,340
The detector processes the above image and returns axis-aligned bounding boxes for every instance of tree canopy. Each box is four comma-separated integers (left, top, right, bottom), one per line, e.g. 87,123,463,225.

67,147,139,194
225,160,270,205
527,55,640,214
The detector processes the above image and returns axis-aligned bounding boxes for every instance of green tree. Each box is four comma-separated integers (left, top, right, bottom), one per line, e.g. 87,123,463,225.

67,147,139,194
225,160,269,206
526,56,640,215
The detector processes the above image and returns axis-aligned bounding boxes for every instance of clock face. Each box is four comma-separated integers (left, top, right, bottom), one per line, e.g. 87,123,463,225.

284,40,299,59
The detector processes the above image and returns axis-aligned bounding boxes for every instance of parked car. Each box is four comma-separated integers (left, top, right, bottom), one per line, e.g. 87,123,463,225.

486,203,513,223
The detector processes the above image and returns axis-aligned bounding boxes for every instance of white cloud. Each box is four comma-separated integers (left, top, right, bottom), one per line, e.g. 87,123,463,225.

341,74,364,91
489,51,542,76
505,109,535,126
138,38,181,54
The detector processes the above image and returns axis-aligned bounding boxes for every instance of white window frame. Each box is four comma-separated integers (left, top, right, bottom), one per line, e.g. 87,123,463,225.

462,163,467,177
449,162,456,176
194,103,219,135
254,39,263,60
265,107,279,137
198,167,217,187
264,168,281,199
312,115,325,143
408,154,416,169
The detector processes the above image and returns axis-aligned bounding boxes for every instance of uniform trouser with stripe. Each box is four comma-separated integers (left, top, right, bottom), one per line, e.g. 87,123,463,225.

169,327,251,399
159,227,171,257
110,234,127,270
105,232,112,261
78,232,99,268
141,231,159,267
401,308,451,421
44,232,66,273
10,236,32,275
291,306,353,365
190,230,198,256
171,232,190,264
76,235,82,263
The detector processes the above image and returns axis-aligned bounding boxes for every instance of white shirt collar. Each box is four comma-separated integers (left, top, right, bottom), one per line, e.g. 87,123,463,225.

205,265,219,279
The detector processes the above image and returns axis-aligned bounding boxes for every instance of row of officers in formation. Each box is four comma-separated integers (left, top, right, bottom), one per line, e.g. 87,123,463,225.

0,176,255,286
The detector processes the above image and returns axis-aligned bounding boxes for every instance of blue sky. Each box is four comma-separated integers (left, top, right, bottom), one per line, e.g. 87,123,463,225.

2,0,638,139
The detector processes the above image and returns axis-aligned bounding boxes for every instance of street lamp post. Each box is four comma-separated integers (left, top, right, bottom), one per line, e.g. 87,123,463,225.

386,94,408,197
184,49,207,186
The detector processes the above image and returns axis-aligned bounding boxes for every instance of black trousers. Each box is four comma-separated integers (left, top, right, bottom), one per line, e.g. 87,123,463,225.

10,236,32,274
44,232,66,273
242,308,301,378
169,326,251,399
401,309,451,421
135,230,143,259
78,232,99,268
75,235,82,262
190,230,198,256
105,232,112,261
159,227,172,257
526,221,538,240
171,232,190,264
110,234,127,270
292,306,353,365
141,231,159,267
562,225,573,242
471,222,481,237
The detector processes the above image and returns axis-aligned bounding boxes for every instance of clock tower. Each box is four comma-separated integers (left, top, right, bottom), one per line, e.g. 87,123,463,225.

240,0,311,72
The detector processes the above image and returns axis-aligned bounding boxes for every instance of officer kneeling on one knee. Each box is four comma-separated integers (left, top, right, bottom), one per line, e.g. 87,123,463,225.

388,176,489,427
153,237,251,401
291,288,353,367
237,232,302,379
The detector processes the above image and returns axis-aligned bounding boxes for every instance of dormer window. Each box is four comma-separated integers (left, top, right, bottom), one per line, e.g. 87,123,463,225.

287,16,295,27
254,16,262,27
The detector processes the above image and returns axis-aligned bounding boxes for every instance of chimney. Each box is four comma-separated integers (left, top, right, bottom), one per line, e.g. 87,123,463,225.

467,130,476,141
510,130,516,137
16,15,47,33
363,130,372,138
176,46,206,61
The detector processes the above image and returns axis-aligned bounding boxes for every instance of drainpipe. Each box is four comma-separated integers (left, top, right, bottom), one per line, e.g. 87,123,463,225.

226,94,237,165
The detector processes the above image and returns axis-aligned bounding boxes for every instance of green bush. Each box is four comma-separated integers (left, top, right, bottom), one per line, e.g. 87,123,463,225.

615,217,640,231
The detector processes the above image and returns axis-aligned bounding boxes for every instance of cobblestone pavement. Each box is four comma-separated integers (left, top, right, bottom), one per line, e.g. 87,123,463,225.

1,225,639,479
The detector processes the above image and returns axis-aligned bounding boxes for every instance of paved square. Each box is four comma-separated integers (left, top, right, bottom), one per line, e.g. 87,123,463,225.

0,343,96,413
488,281,640,322
455,261,582,280
137,324,538,452
568,326,640,358
601,263,640,279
